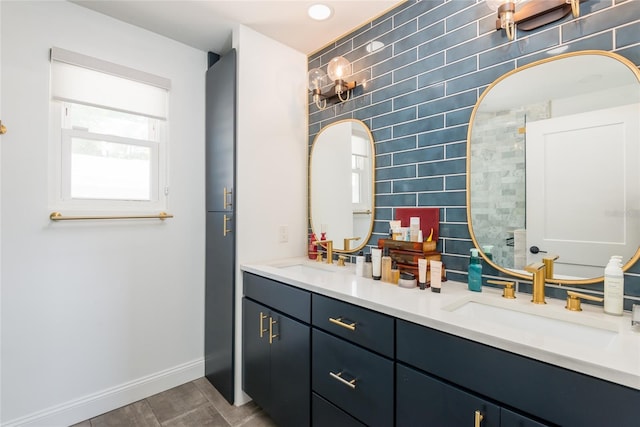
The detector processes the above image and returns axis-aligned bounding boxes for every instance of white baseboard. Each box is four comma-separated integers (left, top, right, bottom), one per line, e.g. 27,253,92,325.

2,358,204,427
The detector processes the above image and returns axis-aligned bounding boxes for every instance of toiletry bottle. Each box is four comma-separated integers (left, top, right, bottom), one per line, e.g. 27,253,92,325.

418,258,428,290
468,248,482,292
430,260,442,293
604,255,624,315
363,253,373,278
381,248,392,282
371,248,382,280
482,245,493,261
355,251,365,277
390,261,400,284
308,232,318,260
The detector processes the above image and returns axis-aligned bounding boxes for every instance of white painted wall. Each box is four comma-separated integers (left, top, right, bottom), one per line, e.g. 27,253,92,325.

233,25,308,404
0,1,3,421
0,2,206,425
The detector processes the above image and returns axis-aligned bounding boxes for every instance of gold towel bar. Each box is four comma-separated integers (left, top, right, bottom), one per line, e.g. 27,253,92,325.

49,212,173,221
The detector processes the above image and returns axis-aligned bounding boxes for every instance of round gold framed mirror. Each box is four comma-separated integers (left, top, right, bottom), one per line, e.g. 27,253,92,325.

310,119,375,253
467,50,640,284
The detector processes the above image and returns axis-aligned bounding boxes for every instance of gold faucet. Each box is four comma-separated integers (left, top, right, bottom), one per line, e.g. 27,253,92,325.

343,237,360,251
542,255,559,279
314,240,333,264
525,262,547,304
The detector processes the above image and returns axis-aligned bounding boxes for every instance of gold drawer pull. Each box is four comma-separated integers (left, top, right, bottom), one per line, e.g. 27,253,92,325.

259,312,268,338
328,317,356,331
269,318,278,344
223,187,233,209
329,371,357,389
474,410,484,427
223,214,232,237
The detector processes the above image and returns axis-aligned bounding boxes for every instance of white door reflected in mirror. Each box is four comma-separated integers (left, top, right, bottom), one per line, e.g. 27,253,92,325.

468,50,640,283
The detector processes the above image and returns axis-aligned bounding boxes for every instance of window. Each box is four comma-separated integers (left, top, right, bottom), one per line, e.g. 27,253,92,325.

351,133,369,207
49,47,170,212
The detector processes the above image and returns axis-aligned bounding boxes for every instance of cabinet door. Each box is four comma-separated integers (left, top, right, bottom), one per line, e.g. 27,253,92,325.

205,211,235,403
242,298,271,410
205,49,236,212
397,364,500,427
270,311,311,427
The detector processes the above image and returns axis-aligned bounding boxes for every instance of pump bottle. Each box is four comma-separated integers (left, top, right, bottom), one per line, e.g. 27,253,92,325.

468,248,482,292
604,255,624,315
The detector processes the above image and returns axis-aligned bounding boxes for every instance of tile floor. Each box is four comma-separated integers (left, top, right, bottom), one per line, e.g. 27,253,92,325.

71,378,277,427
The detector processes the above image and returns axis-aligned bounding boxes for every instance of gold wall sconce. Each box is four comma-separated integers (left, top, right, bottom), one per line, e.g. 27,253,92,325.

487,0,584,41
308,56,359,110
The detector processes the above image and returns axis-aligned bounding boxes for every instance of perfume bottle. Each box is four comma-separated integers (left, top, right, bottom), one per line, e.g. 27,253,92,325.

308,232,318,260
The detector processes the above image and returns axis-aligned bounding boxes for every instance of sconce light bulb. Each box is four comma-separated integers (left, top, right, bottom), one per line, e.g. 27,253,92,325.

308,68,328,91
327,56,351,82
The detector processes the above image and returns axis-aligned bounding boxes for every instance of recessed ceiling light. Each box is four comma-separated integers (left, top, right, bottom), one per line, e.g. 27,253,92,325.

308,4,333,21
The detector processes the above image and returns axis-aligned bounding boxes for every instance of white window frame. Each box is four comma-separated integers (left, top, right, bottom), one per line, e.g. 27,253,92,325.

60,128,161,202
48,47,170,213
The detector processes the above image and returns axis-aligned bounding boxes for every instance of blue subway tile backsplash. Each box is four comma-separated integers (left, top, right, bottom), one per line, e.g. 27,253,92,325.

308,0,640,305
617,21,640,48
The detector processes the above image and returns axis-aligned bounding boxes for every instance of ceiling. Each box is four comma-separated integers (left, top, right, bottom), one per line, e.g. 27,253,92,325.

71,0,404,55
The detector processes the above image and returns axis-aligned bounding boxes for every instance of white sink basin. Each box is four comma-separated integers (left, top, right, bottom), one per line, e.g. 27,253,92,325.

277,263,337,275
444,296,619,348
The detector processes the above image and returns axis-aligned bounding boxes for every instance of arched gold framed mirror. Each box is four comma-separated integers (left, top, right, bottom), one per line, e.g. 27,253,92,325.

467,50,640,284
310,119,375,253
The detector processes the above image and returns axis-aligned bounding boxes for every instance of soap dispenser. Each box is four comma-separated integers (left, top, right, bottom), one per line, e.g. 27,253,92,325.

482,245,494,261
604,255,624,316
468,248,482,292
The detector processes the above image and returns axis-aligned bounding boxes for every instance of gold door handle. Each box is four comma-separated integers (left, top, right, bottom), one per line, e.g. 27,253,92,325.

259,312,268,338
269,317,278,344
474,410,484,427
223,187,233,209
223,214,232,236
0,120,6,135
329,371,357,389
328,317,356,331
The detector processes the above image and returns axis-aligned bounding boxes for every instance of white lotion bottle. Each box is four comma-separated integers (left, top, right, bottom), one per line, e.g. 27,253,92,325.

355,252,365,277
371,248,382,280
604,255,624,315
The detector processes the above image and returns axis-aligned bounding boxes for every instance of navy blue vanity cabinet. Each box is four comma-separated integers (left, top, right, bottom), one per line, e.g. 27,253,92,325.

311,294,395,427
242,273,311,427
397,319,639,427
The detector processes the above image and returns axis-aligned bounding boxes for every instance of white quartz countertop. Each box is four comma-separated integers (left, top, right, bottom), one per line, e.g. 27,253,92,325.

241,257,640,391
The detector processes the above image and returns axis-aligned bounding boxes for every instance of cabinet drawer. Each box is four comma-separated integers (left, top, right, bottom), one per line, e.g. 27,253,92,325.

312,294,394,357
243,272,310,323
312,329,393,427
312,393,365,427
501,408,550,427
